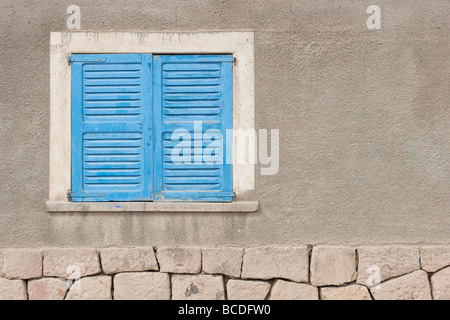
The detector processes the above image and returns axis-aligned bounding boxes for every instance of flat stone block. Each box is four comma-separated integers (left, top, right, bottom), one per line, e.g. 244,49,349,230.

1,249,42,279
113,272,170,300
357,246,420,286
430,266,450,300
157,247,201,274
268,280,318,300
370,270,431,300
202,247,244,278
420,246,450,273
320,285,372,300
65,275,112,300
310,246,356,286
226,279,271,300
172,274,225,300
0,278,27,300
241,246,309,282
28,278,68,300
100,247,158,274
43,248,101,278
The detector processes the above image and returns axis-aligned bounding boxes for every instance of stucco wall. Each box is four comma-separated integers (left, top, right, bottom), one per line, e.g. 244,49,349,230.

0,0,448,247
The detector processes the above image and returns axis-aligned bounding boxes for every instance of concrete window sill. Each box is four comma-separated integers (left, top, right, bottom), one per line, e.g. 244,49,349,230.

46,201,259,213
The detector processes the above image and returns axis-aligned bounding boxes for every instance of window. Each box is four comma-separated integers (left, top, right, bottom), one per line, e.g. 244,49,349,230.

70,53,233,202
47,32,257,212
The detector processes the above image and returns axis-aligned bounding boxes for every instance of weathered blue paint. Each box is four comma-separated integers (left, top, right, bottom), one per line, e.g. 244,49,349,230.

71,54,153,202
153,55,234,202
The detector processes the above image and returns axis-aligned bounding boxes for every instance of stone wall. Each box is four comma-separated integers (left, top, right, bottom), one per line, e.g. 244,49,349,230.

0,246,449,300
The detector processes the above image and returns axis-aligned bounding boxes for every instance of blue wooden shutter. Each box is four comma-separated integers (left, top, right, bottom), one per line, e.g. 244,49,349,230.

71,54,153,201
153,55,234,202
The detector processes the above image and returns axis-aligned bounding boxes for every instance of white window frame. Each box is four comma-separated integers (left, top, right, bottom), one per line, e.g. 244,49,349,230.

47,31,257,212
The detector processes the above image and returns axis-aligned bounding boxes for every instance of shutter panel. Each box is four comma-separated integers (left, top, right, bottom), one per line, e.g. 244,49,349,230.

153,55,234,202
71,54,153,201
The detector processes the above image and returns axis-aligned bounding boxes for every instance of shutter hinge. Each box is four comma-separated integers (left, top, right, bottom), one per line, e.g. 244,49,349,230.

198,192,235,201
68,56,107,63
68,191,106,199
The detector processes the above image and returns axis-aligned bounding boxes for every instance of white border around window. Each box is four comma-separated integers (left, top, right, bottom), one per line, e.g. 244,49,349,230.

47,31,257,212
